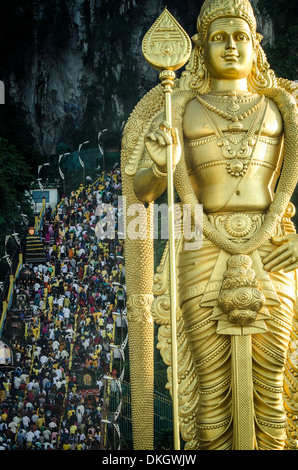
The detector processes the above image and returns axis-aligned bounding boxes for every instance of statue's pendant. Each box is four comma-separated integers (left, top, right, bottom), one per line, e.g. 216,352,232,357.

228,105,244,130
227,102,240,113
217,135,256,177
226,159,249,177
226,94,241,114
197,93,264,131
228,121,243,130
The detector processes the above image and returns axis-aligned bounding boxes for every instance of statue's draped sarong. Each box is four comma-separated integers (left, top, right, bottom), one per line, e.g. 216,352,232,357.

178,223,296,450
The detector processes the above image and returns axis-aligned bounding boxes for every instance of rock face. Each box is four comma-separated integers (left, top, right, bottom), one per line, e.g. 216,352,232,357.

2,0,275,157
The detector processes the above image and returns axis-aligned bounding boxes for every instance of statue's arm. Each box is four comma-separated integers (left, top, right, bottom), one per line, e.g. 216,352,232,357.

262,97,298,273
133,116,181,203
133,165,167,204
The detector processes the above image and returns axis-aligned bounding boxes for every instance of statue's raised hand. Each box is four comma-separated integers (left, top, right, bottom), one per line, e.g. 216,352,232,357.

145,121,181,173
263,234,298,273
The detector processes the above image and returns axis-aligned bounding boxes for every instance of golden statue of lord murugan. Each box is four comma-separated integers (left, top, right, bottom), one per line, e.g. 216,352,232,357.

121,0,298,450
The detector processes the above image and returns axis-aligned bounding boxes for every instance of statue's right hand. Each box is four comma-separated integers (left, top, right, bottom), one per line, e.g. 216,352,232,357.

145,121,181,173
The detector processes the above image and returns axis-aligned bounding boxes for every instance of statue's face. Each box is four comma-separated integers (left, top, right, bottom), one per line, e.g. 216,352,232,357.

203,17,255,80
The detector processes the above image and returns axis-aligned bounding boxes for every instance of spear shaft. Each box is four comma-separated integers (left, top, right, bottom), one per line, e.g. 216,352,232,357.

142,8,191,450
159,69,180,450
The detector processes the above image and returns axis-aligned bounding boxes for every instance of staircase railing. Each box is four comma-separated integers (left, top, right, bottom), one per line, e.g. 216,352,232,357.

0,196,47,337
0,252,23,337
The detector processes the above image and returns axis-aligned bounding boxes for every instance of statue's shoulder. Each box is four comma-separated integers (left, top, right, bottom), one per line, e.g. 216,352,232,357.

263,79,298,109
123,76,198,136
260,81,298,135
265,96,284,136
276,77,298,102
182,95,209,139
121,81,196,176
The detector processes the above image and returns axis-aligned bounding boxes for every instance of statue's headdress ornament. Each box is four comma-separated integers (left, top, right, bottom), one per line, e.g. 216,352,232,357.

180,0,278,92
196,0,261,46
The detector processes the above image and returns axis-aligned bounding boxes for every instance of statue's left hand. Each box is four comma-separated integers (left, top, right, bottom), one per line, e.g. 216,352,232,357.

263,234,298,272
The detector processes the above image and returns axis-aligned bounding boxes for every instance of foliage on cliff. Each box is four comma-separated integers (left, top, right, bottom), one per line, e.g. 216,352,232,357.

0,99,42,279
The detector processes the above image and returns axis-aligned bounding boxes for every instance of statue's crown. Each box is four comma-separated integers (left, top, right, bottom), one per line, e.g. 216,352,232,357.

196,0,257,45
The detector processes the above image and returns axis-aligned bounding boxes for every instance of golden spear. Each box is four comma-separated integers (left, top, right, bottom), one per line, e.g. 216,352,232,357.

142,9,191,450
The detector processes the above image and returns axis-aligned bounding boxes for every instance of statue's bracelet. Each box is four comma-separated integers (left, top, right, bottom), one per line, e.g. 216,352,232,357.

152,163,167,178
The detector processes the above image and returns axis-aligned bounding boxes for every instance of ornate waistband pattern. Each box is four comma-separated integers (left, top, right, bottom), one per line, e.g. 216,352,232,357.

207,213,266,241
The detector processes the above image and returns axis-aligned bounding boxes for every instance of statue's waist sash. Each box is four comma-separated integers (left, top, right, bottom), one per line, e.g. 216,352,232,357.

178,213,295,311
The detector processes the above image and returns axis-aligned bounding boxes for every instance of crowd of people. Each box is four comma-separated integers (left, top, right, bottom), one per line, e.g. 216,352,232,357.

0,168,127,450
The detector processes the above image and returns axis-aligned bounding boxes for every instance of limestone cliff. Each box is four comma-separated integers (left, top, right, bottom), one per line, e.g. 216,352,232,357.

0,0,282,157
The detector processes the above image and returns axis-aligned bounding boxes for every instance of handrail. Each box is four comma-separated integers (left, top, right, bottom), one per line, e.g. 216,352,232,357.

51,198,64,218
34,197,46,234
0,252,23,337
0,194,46,337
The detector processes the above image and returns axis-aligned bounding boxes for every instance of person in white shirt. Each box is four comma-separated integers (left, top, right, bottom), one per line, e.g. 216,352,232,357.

34,282,40,292
52,340,59,352
8,421,18,434
55,368,63,380
21,415,30,429
14,376,21,390
31,414,39,424
48,422,57,433
26,402,33,412
20,372,29,383
60,350,69,360
43,428,51,441
58,296,64,308
27,380,35,391
26,429,35,445
78,248,85,257
40,355,48,365
63,306,70,319
61,264,68,275
44,442,53,450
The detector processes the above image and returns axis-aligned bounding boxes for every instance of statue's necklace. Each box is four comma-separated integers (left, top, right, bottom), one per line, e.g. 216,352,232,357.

197,95,268,177
196,92,263,130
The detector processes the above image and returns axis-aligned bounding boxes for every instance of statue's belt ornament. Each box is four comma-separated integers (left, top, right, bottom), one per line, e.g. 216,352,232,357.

207,212,264,240
224,213,253,237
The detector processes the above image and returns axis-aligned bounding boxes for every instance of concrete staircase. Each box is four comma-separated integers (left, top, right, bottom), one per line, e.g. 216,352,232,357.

25,234,46,264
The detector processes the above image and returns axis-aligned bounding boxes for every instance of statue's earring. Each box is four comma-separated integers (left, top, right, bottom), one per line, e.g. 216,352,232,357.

180,37,210,93
198,58,206,80
196,44,208,81
248,39,276,91
251,55,267,87
252,58,260,80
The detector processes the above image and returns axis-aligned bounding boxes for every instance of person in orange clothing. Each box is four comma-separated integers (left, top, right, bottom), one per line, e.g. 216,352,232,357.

85,357,93,369
91,354,98,369
59,339,66,353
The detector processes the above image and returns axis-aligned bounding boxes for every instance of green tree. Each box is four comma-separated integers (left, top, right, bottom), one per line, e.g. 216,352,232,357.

0,138,34,278
0,99,42,176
